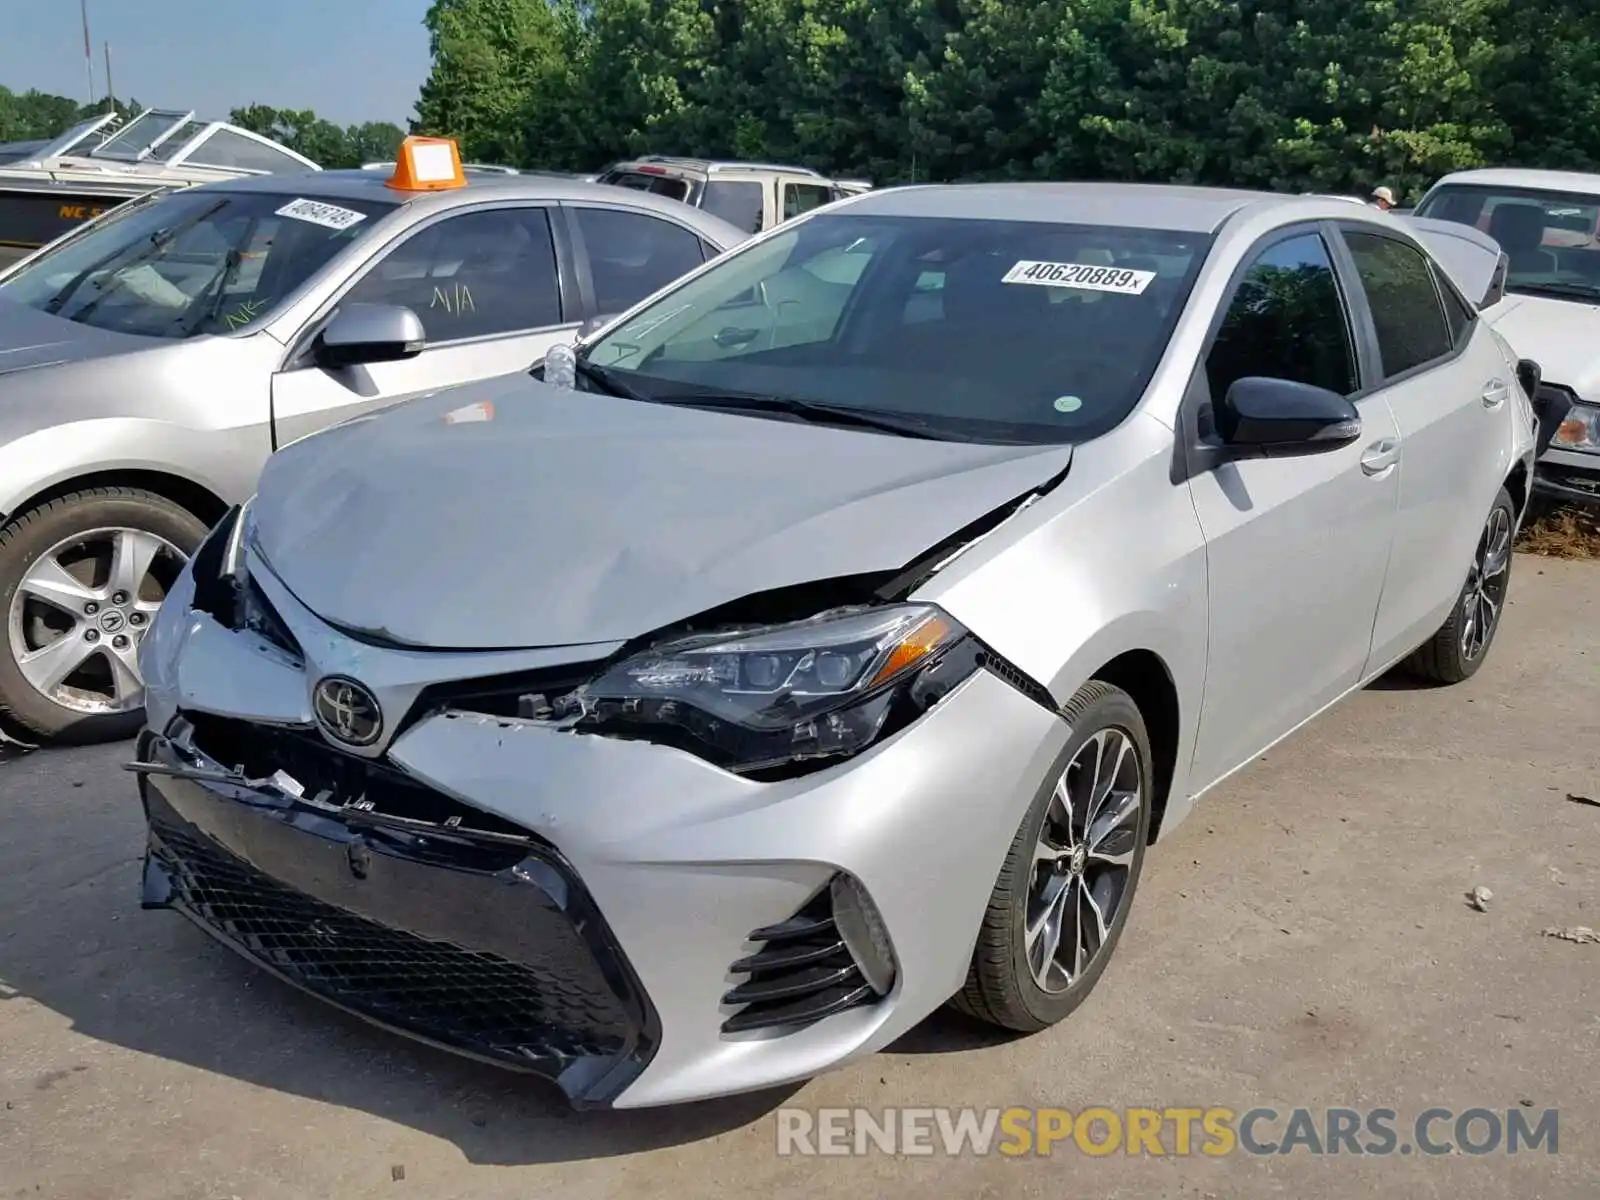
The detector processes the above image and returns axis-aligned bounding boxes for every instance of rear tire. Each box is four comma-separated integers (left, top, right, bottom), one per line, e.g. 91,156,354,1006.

951,680,1153,1032
0,488,206,743
1402,487,1516,685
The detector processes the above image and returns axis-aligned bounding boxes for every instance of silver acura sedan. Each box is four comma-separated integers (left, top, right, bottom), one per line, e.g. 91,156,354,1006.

0,160,745,742
132,183,1537,1109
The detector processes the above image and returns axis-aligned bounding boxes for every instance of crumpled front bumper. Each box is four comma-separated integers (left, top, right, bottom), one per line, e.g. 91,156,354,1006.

136,554,1069,1108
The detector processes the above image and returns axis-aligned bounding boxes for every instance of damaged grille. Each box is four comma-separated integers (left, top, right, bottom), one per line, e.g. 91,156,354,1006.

722,883,878,1034
180,712,530,842
148,818,635,1066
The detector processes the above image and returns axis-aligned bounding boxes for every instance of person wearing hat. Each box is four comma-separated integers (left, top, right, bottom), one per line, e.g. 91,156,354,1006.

1370,186,1397,211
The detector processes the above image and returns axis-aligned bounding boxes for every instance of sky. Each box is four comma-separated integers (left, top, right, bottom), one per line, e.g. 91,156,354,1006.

0,0,434,127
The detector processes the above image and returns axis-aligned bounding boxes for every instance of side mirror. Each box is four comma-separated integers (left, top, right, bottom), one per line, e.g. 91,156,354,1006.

315,303,426,369
1481,253,1510,309
576,313,622,341
1217,377,1362,455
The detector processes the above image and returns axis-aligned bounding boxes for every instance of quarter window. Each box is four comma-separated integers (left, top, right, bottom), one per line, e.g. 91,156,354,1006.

1206,233,1356,400
342,207,563,341
573,207,706,315
1344,231,1454,378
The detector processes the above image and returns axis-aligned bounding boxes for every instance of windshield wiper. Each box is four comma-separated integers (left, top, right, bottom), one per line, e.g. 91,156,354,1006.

551,356,651,401
653,389,948,440
1513,281,1600,303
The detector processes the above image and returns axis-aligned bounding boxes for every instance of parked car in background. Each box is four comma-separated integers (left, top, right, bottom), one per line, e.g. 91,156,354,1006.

0,138,747,743
596,156,867,234
1415,167,1600,505
133,183,1534,1109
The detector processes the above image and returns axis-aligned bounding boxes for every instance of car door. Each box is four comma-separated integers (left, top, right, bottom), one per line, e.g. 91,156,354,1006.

562,202,714,323
269,204,578,447
1186,225,1403,788
1333,224,1516,671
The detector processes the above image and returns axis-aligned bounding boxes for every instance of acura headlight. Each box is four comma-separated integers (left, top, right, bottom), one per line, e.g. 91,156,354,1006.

1552,402,1600,453
569,603,981,774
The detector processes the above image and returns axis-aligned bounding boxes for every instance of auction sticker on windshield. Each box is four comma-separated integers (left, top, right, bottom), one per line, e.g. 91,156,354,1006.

1003,261,1155,295
275,198,369,232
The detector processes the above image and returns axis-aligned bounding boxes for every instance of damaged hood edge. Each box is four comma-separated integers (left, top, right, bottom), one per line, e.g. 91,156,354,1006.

250,380,1077,651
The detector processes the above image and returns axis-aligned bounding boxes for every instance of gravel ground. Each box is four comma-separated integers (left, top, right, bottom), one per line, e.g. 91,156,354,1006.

1,553,1597,1199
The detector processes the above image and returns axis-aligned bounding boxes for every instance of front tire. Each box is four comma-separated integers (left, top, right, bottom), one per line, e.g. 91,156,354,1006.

1403,486,1516,685
0,488,206,743
951,680,1153,1032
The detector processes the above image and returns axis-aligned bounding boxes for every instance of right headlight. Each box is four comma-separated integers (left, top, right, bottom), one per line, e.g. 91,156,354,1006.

1552,402,1600,453
567,603,982,774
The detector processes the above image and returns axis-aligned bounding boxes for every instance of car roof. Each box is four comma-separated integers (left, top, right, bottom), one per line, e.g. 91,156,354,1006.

1432,167,1600,195
835,182,1343,234
607,156,825,178
176,167,748,242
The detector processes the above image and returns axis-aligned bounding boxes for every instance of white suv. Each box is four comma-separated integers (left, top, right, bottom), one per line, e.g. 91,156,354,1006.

1416,167,1600,505
597,157,864,235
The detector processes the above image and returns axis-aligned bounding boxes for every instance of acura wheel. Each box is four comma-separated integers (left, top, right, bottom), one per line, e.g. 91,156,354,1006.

0,487,207,742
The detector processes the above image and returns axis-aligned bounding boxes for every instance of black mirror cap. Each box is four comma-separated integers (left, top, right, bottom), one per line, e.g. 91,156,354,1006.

1218,376,1362,453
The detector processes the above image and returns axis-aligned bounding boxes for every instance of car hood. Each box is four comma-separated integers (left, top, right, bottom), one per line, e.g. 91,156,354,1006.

0,296,148,378
1483,293,1600,398
251,377,1074,650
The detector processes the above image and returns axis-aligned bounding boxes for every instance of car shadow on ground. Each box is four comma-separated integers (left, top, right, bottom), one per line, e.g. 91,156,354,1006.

0,748,828,1165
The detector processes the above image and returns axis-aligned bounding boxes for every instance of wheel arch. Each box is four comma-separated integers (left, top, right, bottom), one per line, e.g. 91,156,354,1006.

3,468,229,532
1087,648,1181,843
1504,456,1531,524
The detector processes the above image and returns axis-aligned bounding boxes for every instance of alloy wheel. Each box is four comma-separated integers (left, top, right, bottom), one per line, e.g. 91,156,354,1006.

7,527,186,715
1025,727,1144,994
1460,504,1512,663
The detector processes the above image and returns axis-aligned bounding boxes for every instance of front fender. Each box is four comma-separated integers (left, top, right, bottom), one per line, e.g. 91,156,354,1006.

0,417,268,520
913,412,1210,837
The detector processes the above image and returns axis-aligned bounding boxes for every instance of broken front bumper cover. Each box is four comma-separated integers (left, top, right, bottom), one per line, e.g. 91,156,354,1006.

134,726,662,1108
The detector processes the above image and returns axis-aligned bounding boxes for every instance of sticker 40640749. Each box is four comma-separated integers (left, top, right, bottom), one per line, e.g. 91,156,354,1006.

275,198,369,232
1003,260,1157,295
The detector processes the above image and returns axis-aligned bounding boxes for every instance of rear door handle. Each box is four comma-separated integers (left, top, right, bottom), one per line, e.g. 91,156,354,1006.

1361,437,1401,475
1482,378,1510,408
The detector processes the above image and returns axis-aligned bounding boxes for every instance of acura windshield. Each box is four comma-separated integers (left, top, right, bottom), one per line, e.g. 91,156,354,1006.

582,213,1210,443
1416,184,1600,302
0,189,396,338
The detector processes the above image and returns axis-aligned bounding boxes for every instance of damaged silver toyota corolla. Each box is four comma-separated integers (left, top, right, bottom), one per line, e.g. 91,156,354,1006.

132,183,1537,1109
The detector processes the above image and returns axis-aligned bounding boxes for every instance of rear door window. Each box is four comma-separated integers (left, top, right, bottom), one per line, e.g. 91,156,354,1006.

783,182,834,221
1343,231,1455,379
572,206,707,315
702,180,765,233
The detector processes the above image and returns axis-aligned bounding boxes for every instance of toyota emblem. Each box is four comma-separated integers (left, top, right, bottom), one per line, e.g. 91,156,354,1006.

312,676,383,747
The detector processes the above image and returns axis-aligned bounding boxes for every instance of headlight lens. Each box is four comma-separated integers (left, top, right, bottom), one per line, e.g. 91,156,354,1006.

1552,402,1600,453
571,603,978,773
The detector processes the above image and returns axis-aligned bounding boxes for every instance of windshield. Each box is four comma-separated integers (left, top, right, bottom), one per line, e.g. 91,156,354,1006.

1416,183,1600,302
0,189,395,339
582,213,1210,444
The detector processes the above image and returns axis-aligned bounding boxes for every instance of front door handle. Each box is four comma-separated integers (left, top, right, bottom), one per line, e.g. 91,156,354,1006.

1361,437,1401,475
1482,378,1510,408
